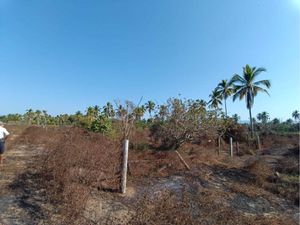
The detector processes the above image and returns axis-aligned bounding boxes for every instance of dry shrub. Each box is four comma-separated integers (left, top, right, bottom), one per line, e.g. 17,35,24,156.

17,126,121,225
245,158,273,186
130,186,297,225
12,126,62,147
261,134,299,149
228,183,268,198
128,150,186,177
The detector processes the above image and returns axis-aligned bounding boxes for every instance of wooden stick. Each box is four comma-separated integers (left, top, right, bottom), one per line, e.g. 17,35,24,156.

256,133,261,150
230,137,233,157
175,150,190,170
218,136,221,156
121,139,129,194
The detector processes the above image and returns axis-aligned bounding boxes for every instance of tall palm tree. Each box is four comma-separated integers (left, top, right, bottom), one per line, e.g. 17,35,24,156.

145,101,156,118
215,79,234,116
231,64,271,136
292,110,300,122
208,89,222,109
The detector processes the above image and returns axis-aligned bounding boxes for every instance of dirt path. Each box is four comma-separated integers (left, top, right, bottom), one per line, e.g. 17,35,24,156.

0,131,54,225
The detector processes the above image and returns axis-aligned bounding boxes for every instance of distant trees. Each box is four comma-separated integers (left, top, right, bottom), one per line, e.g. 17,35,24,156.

232,114,240,123
292,110,300,122
103,102,115,118
257,111,270,124
272,118,280,125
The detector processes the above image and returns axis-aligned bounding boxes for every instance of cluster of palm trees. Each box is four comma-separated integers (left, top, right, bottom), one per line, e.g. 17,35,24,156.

3,64,299,136
208,64,271,136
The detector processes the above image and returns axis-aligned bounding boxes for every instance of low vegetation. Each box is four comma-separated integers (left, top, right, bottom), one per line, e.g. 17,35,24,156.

1,64,299,224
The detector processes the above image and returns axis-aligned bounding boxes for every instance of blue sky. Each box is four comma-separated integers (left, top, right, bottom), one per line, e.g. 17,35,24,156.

0,0,299,121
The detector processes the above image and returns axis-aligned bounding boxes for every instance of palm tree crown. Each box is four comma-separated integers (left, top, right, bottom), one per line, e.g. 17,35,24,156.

292,110,300,122
208,89,222,109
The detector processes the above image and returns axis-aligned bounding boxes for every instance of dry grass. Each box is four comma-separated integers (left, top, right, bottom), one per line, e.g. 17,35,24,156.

129,187,297,225
245,158,274,186
14,126,121,225
9,126,299,224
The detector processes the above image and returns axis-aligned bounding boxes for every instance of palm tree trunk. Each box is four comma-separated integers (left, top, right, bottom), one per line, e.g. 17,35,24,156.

249,107,254,137
224,99,227,117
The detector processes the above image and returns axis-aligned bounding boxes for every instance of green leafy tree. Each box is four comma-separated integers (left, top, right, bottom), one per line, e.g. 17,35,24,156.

90,114,112,134
231,64,271,136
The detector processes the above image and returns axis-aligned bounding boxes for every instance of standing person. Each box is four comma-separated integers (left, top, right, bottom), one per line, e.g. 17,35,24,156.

0,122,10,164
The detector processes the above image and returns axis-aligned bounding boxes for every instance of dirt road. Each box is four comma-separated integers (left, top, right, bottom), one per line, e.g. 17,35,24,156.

0,130,56,225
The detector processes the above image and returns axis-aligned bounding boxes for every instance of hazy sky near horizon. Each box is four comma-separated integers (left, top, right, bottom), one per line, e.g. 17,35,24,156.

0,0,299,121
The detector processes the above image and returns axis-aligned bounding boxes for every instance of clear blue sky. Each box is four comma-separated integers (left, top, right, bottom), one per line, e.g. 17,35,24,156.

0,0,299,121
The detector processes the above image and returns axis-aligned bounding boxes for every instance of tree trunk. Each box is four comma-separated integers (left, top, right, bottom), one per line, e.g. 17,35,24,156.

218,136,221,156
249,107,254,138
224,99,227,117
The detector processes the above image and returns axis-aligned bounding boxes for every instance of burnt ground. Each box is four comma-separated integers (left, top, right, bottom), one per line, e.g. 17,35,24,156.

0,126,299,225
0,126,61,225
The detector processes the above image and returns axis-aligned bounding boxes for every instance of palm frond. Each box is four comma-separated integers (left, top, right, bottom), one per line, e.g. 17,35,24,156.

232,88,246,102
230,74,245,84
253,86,270,96
253,79,271,88
253,67,267,79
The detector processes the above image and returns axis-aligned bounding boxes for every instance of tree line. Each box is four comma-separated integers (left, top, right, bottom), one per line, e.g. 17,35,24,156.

0,64,299,141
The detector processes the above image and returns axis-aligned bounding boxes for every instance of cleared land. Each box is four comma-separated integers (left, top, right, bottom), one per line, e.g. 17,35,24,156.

0,125,299,225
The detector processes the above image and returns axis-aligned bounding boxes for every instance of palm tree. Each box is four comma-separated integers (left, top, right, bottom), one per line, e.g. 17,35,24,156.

93,105,101,118
232,114,240,123
158,105,168,121
272,118,280,125
75,111,83,117
215,79,234,116
257,111,269,124
231,64,271,136
134,106,146,120
208,89,222,109
25,109,35,125
195,99,207,112
103,102,115,118
292,110,300,122
145,101,155,117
